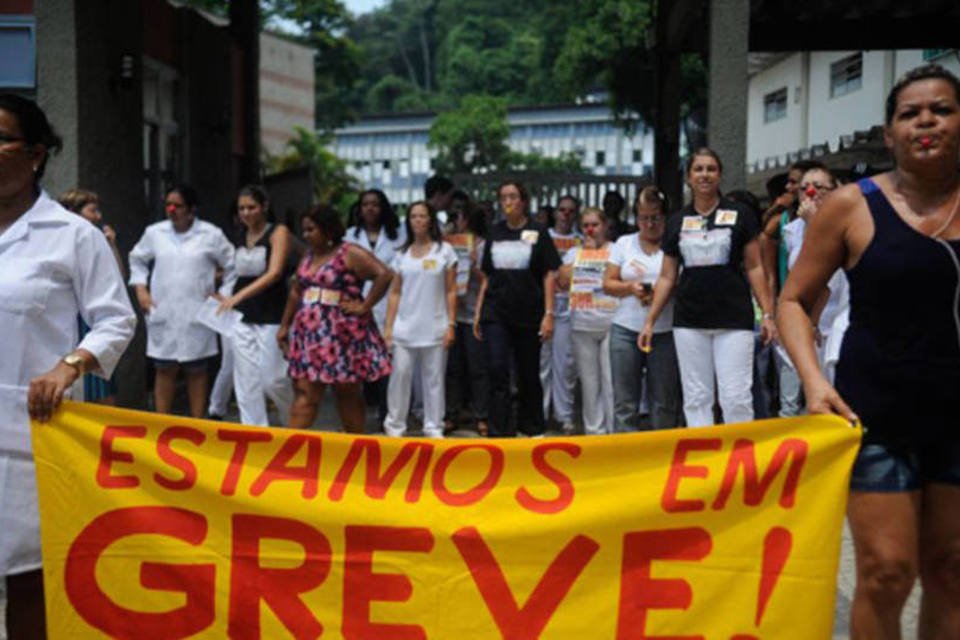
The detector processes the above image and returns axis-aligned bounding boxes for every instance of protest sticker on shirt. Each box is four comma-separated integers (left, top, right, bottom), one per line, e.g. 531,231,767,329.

551,235,581,256
303,286,321,305
520,229,539,245
716,209,739,226
682,216,706,232
422,259,438,271
35,402,859,640
445,233,474,296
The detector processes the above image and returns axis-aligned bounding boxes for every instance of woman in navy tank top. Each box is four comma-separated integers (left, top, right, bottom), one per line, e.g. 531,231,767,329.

779,64,960,638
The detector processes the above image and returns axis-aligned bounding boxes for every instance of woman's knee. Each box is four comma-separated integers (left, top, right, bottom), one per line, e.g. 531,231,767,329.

921,541,960,599
294,382,322,406
857,549,918,606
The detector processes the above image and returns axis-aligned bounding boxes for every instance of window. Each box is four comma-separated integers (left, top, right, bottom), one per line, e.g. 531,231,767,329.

0,17,36,89
923,49,952,62
830,53,862,99
763,88,788,123
382,160,391,170
595,150,606,166
632,149,643,163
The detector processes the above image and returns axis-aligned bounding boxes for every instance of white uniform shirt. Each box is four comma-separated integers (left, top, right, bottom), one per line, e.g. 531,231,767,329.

609,232,674,333
391,242,458,347
0,192,136,454
129,218,236,361
345,225,407,330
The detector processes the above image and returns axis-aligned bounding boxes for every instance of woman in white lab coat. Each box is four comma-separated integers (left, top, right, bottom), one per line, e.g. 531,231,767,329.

345,189,406,421
129,184,236,418
0,93,136,639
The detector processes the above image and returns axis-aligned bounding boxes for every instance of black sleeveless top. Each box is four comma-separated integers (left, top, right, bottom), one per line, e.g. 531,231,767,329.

835,178,960,445
233,224,289,325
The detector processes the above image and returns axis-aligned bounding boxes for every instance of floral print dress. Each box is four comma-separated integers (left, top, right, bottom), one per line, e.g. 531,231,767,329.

287,243,391,383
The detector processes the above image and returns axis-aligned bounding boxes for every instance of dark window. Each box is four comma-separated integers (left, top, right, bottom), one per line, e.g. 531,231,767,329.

0,17,36,89
632,149,643,163
382,160,391,170
830,53,862,99
595,150,606,166
923,49,951,61
763,88,788,123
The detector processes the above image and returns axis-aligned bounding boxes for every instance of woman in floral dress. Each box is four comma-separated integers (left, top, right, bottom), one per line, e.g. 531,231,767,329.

278,204,393,432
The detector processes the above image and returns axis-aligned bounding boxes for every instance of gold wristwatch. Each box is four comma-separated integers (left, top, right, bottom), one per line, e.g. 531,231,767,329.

62,353,87,375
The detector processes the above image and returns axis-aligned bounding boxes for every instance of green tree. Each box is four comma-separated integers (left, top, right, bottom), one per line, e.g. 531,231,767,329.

428,95,585,175
553,0,707,149
267,126,358,207
428,95,512,174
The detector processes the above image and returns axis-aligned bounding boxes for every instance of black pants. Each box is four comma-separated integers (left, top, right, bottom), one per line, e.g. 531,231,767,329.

484,321,544,437
446,322,489,422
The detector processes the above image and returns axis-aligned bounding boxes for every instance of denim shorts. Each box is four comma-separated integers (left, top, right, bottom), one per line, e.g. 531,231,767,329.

850,440,960,492
151,357,210,373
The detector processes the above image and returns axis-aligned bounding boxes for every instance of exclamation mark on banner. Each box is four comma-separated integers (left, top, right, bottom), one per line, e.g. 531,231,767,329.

730,526,793,640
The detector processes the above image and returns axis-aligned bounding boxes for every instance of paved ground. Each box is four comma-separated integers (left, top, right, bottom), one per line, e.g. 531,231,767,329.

0,394,921,639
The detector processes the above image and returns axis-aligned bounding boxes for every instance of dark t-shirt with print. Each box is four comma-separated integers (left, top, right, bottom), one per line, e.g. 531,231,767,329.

481,219,562,328
662,199,759,330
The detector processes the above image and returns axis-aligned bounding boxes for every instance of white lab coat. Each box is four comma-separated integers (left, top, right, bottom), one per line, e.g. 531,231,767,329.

344,224,405,330
129,218,236,361
0,192,136,573
0,192,136,453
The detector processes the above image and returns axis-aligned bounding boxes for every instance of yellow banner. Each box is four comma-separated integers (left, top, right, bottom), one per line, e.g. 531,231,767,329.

33,402,860,639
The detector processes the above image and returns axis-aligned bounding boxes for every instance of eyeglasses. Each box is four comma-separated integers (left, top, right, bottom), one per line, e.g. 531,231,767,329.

637,215,664,224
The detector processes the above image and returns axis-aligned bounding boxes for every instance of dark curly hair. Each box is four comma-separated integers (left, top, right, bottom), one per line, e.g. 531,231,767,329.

0,93,63,185
350,189,399,241
885,63,960,125
301,204,345,244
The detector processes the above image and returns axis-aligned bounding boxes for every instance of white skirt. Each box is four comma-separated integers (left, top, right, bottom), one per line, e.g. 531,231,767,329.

0,452,42,575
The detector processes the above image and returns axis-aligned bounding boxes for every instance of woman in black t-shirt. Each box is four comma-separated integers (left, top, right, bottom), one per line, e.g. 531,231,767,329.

640,148,776,426
473,181,561,437
218,184,295,425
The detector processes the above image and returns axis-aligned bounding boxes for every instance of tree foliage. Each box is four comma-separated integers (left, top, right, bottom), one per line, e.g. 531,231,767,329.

428,95,585,175
427,95,512,174
265,126,358,207
180,0,359,130
350,0,707,151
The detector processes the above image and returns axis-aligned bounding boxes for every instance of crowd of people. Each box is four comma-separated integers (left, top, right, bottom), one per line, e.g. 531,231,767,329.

2,62,960,638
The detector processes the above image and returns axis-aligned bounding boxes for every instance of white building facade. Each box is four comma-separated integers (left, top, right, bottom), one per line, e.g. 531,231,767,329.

332,104,654,205
260,32,316,157
747,49,960,173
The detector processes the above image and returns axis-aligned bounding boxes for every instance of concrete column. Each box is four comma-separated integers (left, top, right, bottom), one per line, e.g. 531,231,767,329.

707,0,749,189
35,0,78,194
654,50,683,210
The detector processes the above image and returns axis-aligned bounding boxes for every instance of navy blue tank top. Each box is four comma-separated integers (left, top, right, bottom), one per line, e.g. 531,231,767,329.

835,178,960,444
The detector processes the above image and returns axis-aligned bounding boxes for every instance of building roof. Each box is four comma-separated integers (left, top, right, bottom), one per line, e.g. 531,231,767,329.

335,102,634,137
